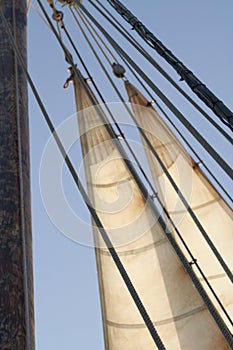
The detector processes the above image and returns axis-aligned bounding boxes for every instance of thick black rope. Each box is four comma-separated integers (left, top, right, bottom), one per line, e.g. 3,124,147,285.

88,0,233,144
105,0,233,132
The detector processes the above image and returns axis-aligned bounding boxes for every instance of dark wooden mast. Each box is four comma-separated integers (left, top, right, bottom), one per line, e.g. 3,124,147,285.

0,1,34,349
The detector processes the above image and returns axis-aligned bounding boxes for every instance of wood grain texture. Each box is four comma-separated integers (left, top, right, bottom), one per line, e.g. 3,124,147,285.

0,1,34,349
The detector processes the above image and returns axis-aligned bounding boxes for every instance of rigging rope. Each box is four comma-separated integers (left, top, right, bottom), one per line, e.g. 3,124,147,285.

105,0,233,132
29,2,51,28
87,0,233,143
76,7,118,64
74,8,112,65
74,1,233,283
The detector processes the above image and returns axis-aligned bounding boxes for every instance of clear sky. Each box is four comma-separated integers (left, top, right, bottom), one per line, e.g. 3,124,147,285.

27,1,233,349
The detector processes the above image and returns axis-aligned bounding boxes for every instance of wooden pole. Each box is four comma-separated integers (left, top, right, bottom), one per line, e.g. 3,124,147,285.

0,1,34,349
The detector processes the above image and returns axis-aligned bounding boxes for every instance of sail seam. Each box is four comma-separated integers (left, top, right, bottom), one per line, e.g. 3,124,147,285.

200,272,233,282
99,239,167,256
88,176,132,188
167,198,219,214
106,305,206,328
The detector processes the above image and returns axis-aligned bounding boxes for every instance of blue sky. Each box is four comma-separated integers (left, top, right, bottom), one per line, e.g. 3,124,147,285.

27,1,232,349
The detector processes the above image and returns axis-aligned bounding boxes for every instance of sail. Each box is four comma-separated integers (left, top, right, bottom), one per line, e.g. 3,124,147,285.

125,81,233,332
72,71,230,349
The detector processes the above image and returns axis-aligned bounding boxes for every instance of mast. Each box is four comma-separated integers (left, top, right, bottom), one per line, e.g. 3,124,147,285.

0,1,34,349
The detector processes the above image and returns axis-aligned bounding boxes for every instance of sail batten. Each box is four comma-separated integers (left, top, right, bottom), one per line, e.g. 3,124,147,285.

73,71,231,349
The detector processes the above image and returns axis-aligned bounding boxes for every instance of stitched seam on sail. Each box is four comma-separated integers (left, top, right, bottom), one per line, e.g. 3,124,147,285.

87,176,132,188
200,272,233,281
167,198,218,214
106,305,206,328
99,238,168,256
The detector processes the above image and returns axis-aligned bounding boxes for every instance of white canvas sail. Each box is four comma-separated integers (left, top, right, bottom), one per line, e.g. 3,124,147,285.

72,71,230,349
125,80,233,332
